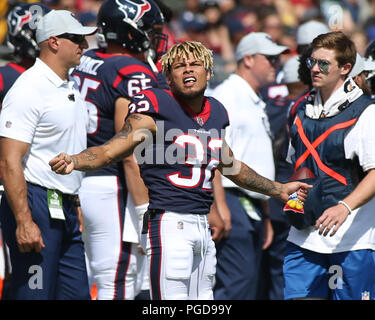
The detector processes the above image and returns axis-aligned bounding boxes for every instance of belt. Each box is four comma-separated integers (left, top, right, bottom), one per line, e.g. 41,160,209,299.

141,209,208,235
142,209,164,235
27,182,76,202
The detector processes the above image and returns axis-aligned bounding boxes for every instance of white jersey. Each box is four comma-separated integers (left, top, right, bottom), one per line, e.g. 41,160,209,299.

288,80,375,253
210,73,275,200
0,58,87,194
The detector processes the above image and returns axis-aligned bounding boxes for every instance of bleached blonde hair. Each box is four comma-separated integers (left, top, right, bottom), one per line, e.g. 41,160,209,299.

160,41,213,76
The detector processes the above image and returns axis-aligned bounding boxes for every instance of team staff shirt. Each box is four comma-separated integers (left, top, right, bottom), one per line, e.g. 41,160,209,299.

210,73,275,200
0,63,26,103
287,79,375,253
129,88,229,214
72,49,161,177
0,58,88,194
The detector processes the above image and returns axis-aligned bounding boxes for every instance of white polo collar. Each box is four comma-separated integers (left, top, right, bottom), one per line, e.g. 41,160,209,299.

35,58,69,88
229,73,264,106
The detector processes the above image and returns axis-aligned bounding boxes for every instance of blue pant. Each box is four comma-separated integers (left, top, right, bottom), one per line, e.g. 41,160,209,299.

0,183,90,300
214,189,263,300
257,197,290,300
284,242,375,300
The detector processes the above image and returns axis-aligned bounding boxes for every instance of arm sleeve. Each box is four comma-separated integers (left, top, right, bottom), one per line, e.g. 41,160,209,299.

344,104,375,172
0,86,41,144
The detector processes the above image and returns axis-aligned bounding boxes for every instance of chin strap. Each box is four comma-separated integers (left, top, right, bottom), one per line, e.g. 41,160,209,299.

145,50,159,74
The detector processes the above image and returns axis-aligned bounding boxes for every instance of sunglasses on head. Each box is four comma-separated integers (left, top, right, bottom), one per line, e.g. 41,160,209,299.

57,33,86,45
306,57,330,73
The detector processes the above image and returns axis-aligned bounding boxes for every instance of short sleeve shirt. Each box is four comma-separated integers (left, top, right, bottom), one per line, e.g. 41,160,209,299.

211,74,275,200
287,104,375,253
0,58,88,194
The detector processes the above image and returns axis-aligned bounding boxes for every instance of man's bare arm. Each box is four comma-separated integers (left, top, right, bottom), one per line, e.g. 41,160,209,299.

115,97,149,206
0,137,45,252
220,159,284,198
49,113,156,174
315,168,375,236
218,141,310,202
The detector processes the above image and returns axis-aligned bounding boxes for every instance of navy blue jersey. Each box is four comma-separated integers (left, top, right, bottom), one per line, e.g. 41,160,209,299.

0,63,26,103
72,49,161,177
128,88,230,214
259,70,289,106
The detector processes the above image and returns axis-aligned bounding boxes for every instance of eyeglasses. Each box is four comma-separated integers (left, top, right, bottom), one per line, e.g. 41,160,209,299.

306,57,331,73
57,33,86,45
263,55,280,67
365,70,375,80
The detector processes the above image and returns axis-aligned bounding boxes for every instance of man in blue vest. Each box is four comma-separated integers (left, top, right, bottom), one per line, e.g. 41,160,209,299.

284,31,375,300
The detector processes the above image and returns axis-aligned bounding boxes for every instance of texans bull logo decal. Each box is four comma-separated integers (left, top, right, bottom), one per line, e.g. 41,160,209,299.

8,8,32,36
115,0,151,23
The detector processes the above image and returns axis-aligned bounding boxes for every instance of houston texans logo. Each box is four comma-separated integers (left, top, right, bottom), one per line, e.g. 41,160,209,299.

70,12,80,23
8,9,32,36
116,0,151,23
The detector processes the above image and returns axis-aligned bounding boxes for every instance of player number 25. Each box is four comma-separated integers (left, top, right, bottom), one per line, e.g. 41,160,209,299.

73,75,101,135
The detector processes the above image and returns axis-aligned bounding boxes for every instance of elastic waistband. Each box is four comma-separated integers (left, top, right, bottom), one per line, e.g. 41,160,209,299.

147,209,165,215
148,208,209,215
148,209,209,216
27,182,76,202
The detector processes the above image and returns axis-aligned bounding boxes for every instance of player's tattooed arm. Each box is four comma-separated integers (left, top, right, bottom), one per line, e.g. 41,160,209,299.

71,150,99,172
218,141,311,202
49,114,156,174
102,114,146,163
233,162,282,196
111,114,142,141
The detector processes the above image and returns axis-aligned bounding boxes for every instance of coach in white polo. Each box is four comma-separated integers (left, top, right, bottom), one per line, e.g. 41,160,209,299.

210,32,288,299
0,10,96,300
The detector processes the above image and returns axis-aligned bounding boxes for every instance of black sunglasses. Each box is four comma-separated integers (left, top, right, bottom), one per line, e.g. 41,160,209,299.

263,55,280,67
306,57,330,73
57,33,86,45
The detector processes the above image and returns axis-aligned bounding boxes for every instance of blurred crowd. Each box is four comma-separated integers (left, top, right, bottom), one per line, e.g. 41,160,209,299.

1,0,375,85
1,0,375,301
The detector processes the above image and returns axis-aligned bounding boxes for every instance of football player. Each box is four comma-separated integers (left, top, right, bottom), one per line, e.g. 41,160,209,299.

73,0,167,300
50,40,310,300
0,3,50,107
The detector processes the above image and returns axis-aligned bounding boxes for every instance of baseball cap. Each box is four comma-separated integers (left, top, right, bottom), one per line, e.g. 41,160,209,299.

36,10,97,43
348,53,375,78
296,20,330,45
283,56,300,84
235,32,288,62
180,12,207,33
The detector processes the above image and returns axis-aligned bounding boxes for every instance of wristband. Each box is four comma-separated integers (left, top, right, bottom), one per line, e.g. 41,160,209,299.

338,200,352,215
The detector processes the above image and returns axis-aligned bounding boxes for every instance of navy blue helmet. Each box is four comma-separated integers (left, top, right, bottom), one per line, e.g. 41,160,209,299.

6,3,51,59
97,0,167,57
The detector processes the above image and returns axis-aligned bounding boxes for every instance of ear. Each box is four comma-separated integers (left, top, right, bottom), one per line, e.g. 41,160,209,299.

206,70,211,82
341,62,352,76
166,73,172,87
353,73,364,86
47,36,60,51
242,54,254,69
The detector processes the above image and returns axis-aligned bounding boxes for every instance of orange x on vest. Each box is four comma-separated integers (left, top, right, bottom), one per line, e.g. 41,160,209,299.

294,115,357,186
